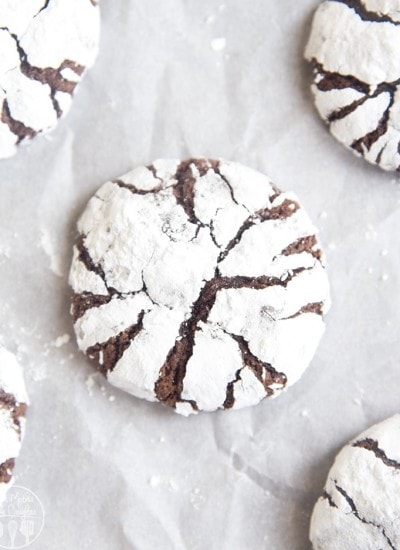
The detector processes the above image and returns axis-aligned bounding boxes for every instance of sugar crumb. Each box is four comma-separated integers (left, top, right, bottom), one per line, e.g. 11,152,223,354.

149,476,161,488
168,479,179,492
86,375,96,396
211,37,226,52
52,333,70,348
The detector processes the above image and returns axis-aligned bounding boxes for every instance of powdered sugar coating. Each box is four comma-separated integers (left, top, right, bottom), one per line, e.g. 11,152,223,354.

310,415,400,549
69,159,330,415
0,0,100,159
305,0,400,171
0,347,28,504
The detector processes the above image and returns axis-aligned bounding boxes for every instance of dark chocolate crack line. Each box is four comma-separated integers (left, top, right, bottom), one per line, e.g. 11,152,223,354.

1,100,35,143
72,236,161,321
223,334,287,407
0,389,27,435
321,490,338,509
70,159,330,414
3,28,84,129
305,1,400,171
334,0,400,25
0,459,15,484
353,438,400,470
35,0,51,18
86,311,147,376
334,483,396,549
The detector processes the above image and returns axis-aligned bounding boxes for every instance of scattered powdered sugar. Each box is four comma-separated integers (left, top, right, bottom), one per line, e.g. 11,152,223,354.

149,476,161,488
365,225,378,241
52,334,71,348
86,374,96,397
211,37,226,52
85,372,116,402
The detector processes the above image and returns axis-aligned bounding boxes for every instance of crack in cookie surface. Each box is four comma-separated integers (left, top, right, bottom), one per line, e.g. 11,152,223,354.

86,311,146,376
0,389,27,435
282,235,322,260
334,483,396,549
227,334,287,400
334,0,400,24
0,459,15,484
353,438,400,470
1,100,35,143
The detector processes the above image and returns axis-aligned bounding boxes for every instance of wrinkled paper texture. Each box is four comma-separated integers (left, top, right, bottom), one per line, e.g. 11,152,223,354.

1,1,400,548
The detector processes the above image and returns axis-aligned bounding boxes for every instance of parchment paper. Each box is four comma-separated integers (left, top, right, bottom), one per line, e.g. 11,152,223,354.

1,1,400,548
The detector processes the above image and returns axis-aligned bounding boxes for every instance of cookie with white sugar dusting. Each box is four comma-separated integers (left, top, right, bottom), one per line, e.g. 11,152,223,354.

305,0,400,171
310,415,400,549
0,347,28,503
0,0,100,159
69,158,330,415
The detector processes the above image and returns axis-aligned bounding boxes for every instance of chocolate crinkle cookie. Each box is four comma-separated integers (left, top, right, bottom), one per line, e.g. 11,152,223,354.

305,0,400,172
0,346,28,503
310,414,400,549
0,0,100,159
69,158,330,416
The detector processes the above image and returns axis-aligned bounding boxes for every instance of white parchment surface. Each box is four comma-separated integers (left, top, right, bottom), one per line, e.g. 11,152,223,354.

1,1,400,548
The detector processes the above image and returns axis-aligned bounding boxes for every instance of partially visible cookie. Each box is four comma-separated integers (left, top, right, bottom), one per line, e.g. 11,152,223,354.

0,347,28,503
0,0,100,159
305,0,400,171
310,415,400,549
69,158,330,415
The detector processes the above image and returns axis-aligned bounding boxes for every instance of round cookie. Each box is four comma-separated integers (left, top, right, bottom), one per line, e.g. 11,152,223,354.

69,158,330,415
0,0,100,159
0,347,28,503
305,0,400,171
310,415,400,549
